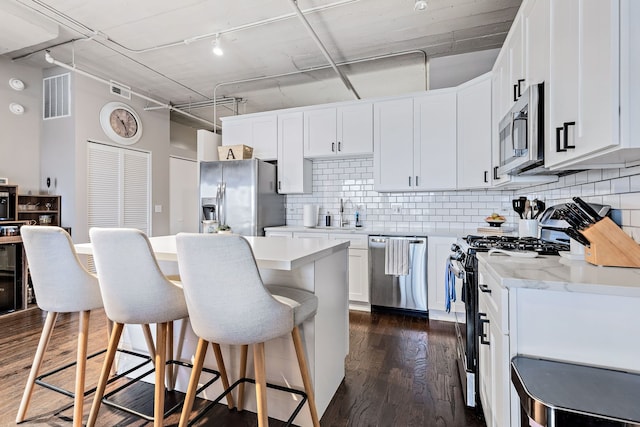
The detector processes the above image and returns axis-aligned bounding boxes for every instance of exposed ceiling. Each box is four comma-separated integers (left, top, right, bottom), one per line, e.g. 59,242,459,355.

2,0,521,129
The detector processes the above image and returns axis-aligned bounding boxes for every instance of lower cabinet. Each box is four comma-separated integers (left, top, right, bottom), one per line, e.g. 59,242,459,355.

265,230,369,305
477,278,510,427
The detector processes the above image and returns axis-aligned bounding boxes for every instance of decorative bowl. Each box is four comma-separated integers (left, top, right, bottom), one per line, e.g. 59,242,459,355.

485,218,506,227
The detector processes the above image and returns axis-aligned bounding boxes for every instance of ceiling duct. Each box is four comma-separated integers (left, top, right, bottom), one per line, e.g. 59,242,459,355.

109,80,131,100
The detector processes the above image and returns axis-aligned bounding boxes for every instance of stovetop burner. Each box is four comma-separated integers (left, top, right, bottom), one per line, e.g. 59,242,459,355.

464,235,569,255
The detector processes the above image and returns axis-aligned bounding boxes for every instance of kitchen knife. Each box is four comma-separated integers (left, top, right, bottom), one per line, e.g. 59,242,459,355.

572,197,603,222
564,227,591,247
565,203,594,229
557,208,583,230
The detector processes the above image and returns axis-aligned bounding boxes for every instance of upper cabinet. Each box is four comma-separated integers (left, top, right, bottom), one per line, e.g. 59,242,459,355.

304,103,373,158
457,74,492,189
546,0,639,170
414,90,457,191
373,97,415,192
221,114,278,160
277,111,312,194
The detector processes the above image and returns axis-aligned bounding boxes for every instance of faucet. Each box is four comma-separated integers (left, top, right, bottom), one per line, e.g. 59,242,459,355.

339,198,348,227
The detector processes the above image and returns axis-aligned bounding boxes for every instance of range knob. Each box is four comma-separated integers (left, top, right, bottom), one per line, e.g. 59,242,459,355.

450,243,460,252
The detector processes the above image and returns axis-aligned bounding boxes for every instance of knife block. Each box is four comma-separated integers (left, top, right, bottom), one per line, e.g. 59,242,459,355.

581,217,640,267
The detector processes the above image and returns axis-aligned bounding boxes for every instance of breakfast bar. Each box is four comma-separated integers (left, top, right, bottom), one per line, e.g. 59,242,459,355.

76,235,349,426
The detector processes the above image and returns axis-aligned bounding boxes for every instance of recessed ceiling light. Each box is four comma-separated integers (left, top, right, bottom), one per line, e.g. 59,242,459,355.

9,78,25,91
9,103,25,115
414,0,428,11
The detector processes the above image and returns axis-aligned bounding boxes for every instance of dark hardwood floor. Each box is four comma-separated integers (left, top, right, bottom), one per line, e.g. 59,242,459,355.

0,308,485,427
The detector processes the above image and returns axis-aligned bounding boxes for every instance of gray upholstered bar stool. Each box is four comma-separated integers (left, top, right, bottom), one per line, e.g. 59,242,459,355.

17,226,104,427
87,227,233,427
175,233,320,427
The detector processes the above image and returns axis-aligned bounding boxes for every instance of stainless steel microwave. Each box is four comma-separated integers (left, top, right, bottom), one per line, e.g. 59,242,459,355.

497,82,545,175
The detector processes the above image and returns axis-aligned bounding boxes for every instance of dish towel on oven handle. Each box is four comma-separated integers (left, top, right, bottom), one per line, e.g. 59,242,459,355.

385,238,409,276
445,257,457,313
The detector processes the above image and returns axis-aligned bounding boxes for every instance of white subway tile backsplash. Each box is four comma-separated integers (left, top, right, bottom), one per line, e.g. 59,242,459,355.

285,158,640,232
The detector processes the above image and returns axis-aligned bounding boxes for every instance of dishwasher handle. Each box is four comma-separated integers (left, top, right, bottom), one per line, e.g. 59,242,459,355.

369,237,425,244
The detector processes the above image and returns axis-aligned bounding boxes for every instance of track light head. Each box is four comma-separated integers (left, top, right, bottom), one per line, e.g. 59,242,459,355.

211,34,223,56
44,51,55,63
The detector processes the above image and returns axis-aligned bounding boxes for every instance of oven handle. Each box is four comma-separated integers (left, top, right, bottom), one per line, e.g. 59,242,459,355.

448,257,465,279
478,312,490,345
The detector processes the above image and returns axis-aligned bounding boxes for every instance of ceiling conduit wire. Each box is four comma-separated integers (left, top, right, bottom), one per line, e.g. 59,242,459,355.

288,0,360,100
212,49,428,132
44,52,216,128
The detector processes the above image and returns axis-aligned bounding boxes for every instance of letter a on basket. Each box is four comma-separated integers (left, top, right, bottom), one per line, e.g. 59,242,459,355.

226,148,236,160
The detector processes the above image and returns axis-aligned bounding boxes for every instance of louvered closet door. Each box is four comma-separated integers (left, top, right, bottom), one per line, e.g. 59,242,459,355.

87,142,151,234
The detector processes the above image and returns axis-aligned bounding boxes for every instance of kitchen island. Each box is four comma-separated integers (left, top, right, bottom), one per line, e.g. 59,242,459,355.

476,252,640,427
76,235,349,426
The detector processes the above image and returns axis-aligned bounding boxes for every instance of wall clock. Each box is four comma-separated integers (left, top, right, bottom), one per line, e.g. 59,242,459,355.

99,102,143,145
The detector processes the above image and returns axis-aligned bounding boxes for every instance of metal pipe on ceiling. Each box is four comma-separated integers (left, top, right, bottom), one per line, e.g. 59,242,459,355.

287,0,360,100
44,52,216,128
212,49,428,132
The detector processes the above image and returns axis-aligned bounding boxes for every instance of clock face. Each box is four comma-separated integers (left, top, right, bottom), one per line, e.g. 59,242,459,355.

99,102,143,145
109,108,138,138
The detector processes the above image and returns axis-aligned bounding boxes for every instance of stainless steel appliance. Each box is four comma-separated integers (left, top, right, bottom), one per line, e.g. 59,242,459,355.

448,235,569,408
498,82,546,176
199,159,285,236
369,236,427,317
0,192,10,220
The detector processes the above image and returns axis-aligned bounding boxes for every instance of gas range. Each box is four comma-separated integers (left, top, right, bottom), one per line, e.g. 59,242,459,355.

457,234,570,257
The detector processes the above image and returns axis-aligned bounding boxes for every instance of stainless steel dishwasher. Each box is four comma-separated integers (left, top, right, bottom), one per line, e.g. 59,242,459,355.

369,236,427,317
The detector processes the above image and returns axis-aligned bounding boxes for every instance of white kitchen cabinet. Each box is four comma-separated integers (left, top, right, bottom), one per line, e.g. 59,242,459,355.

413,90,457,190
427,236,464,321
221,114,278,160
265,231,293,238
547,0,640,170
373,97,414,191
330,233,369,304
304,103,373,158
477,270,511,427
457,74,492,189
277,112,312,194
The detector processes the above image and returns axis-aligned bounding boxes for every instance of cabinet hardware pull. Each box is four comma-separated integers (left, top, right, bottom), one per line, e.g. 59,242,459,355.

415,176,419,187
513,84,519,102
564,122,576,149
493,166,500,180
409,176,412,187
332,142,335,152
338,141,341,151
484,171,488,183
556,127,566,152
278,181,281,190
517,79,525,98
478,312,490,345
479,284,492,294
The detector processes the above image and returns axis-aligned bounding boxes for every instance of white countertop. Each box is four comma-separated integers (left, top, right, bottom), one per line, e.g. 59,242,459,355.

478,252,640,298
75,235,350,271
265,225,479,238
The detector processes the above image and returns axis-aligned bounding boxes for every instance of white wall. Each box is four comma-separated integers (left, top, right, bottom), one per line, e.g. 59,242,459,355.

41,65,171,242
429,49,500,89
0,57,41,192
170,121,197,158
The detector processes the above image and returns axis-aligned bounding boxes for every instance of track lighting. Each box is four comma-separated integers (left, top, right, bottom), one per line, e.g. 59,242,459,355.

414,0,428,11
211,34,223,56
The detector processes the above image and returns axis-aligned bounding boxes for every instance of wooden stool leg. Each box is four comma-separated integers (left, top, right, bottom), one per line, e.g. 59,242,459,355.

292,326,320,427
87,322,124,427
154,322,168,427
211,342,235,409
166,321,174,391
16,311,58,423
73,310,91,427
142,323,156,361
237,344,249,412
253,342,268,427
178,338,208,427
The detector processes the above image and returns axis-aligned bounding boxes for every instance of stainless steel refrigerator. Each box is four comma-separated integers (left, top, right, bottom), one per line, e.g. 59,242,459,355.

199,159,285,236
